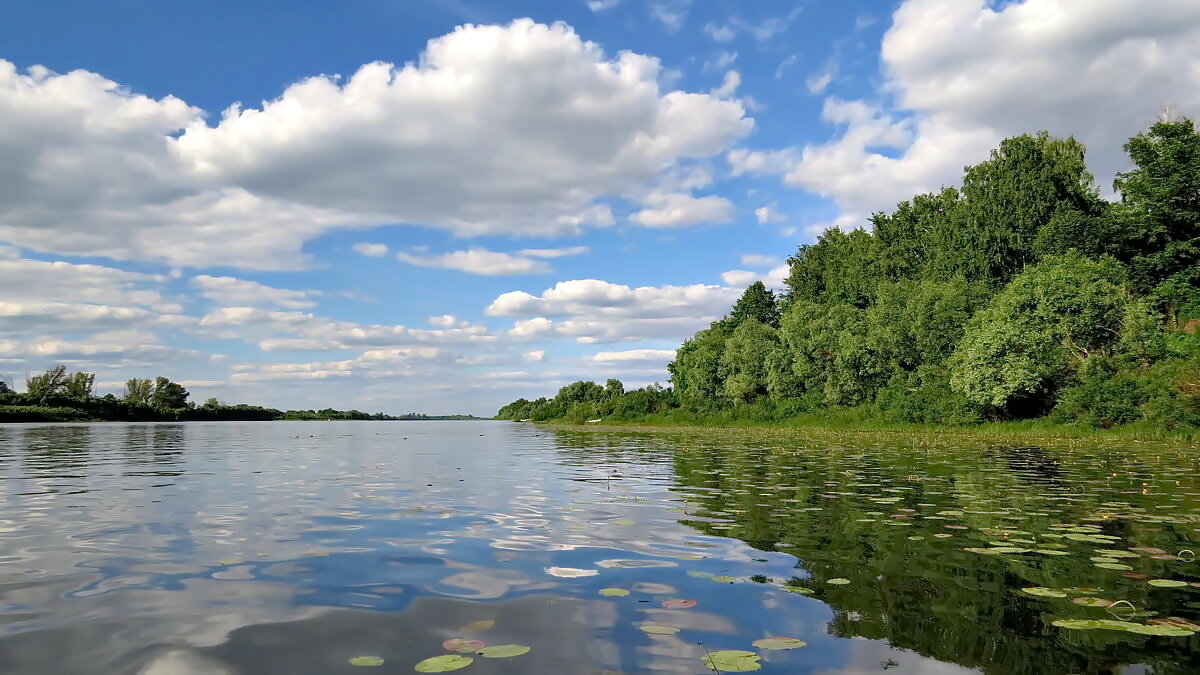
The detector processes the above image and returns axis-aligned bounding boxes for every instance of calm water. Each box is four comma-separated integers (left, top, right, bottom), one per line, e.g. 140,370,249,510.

0,422,1198,674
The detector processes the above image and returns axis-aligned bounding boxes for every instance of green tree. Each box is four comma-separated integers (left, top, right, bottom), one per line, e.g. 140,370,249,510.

26,365,68,398
719,319,779,402
604,378,625,399
63,371,95,400
784,228,880,308
724,281,780,329
668,327,727,404
150,376,190,409
949,253,1139,414
124,378,154,406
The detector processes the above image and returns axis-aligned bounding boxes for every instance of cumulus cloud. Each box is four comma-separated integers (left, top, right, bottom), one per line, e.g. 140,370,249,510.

587,0,620,10
395,247,582,275
488,278,740,343
588,349,676,362
0,20,751,269
191,275,316,309
630,192,735,228
737,0,1200,228
754,205,785,224
353,242,390,257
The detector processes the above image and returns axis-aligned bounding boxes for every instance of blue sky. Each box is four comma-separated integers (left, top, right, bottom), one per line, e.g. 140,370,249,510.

1,0,1197,414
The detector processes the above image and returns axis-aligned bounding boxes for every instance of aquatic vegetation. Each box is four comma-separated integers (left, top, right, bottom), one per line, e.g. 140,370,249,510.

702,649,762,672
348,655,385,666
414,655,474,672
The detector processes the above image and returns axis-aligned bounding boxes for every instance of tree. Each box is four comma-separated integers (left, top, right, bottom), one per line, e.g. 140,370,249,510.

668,327,727,404
203,397,221,409
26,365,68,398
725,281,780,329
604,379,625,398
553,381,604,406
63,371,95,400
150,376,190,409
949,253,1138,414
124,378,154,406
719,320,779,402
958,132,1104,285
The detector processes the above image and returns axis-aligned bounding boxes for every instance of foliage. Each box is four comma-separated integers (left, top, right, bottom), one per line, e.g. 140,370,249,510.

497,121,1200,433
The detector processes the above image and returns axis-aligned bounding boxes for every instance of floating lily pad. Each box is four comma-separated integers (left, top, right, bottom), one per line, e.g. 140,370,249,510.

1021,587,1067,599
752,637,807,650
599,588,630,597
414,655,473,672
783,585,813,594
703,649,762,672
639,624,679,635
1123,624,1195,637
349,656,384,667
827,578,850,585
687,570,715,579
1094,562,1133,571
442,638,484,653
1071,597,1114,607
459,620,494,633
1148,579,1189,588
477,644,530,658
711,576,738,583
662,598,697,609
545,567,598,577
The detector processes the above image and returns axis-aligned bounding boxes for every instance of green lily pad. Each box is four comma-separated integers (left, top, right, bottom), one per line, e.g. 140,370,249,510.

1021,587,1067,599
442,638,484,653
827,578,850,585
783,585,813,595
349,656,385,667
477,644,530,658
751,637,807,650
639,624,679,635
687,571,715,579
414,655,473,672
599,588,630,597
711,576,738,583
1148,579,1189,588
1071,597,1114,607
703,649,762,672
1094,562,1133,571
1124,624,1195,637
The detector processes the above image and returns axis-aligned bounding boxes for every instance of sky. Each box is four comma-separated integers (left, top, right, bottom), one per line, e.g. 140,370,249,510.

1,0,1198,416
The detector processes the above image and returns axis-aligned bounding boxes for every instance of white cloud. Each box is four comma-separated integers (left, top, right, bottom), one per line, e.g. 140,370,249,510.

396,248,555,275
720,264,789,289
711,70,741,99
775,54,800,80
650,2,690,31
353,242,390,257
703,51,738,73
587,0,620,11
754,205,785,224
741,0,1200,227
740,253,782,267
706,9,804,44
488,278,740,343
806,58,839,94
588,349,676,362
630,192,734,228
0,20,750,269
191,275,316,309
524,350,546,362
517,246,590,259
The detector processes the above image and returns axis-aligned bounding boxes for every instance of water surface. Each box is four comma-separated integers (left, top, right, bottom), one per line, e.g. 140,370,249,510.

0,421,1197,673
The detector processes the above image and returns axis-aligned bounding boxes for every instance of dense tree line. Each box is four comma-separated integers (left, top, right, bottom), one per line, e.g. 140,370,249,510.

498,119,1200,430
0,366,406,422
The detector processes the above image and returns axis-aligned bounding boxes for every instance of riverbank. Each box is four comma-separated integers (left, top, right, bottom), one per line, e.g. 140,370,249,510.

528,409,1200,444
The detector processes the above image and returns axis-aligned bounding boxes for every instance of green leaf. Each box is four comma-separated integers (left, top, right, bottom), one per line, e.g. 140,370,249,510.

1021,587,1067,599
349,656,384,667
599,588,630,597
1147,579,1188,588
477,645,531,658
703,649,762,672
414,655,473,672
751,637,807,650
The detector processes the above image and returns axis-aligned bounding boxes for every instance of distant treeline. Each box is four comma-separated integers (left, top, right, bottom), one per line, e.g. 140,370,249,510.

498,119,1200,431
0,365,473,422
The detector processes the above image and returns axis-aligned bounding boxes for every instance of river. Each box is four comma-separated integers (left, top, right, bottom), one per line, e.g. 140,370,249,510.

0,421,1197,673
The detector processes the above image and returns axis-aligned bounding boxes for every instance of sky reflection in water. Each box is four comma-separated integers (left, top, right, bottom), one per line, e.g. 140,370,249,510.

0,422,1196,674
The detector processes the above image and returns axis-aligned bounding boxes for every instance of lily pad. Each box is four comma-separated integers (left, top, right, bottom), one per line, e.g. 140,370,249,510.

827,578,850,585
349,656,385,667
442,638,484,653
783,585,813,595
703,649,762,672
1021,587,1067,599
662,598,697,609
1148,579,1189,588
477,644,531,658
414,655,473,672
711,576,738,583
639,624,679,635
1124,624,1195,637
599,588,630,597
751,637,807,650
